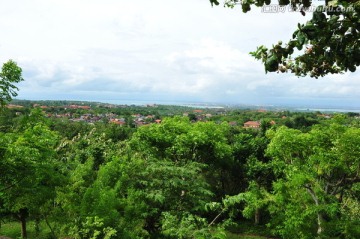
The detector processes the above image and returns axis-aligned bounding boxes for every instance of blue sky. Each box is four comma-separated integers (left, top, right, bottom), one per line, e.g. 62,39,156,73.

1,0,359,108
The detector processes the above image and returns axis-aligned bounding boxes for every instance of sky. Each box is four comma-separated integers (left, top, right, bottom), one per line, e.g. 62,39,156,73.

0,0,359,108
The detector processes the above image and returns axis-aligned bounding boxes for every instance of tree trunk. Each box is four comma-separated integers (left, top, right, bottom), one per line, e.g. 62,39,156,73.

254,208,260,225
305,186,324,236
45,216,57,239
317,212,324,235
34,217,40,236
18,208,28,239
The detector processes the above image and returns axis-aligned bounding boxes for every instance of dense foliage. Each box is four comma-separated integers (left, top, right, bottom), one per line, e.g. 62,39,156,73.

212,0,360,78
0,60,24,107
2,1,360,237
1,102,359,239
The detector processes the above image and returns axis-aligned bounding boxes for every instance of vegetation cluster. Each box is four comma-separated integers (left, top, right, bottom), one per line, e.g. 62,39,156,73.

1,99,359,239
2,0,360,235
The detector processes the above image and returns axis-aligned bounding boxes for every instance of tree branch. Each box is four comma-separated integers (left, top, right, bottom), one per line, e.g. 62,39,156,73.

208,210,224,227
304,184,319,206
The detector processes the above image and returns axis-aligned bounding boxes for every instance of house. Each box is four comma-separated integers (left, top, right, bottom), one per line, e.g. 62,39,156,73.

79,105,91,110
134,121,145,127
318,114,332,119
7,104,23,109
110,118,126,126
244,121,261,128
193,109,203,113
68,105,90,110
110,120,126,126
228,121,237,126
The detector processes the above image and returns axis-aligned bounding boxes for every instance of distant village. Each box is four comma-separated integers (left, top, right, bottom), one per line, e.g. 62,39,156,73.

6,102,340,129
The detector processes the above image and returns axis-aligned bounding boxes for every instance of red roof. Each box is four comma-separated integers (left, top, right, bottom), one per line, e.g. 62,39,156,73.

244,121,260,128
6,104,23,109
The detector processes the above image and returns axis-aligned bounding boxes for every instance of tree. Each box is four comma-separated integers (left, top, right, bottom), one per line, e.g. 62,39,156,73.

230,129,274,226
0,60,24,107
55,128,224,238
0,122,63,238
262,124,360,238
222,121,360,238
52,127,122,238
129,117,237,198
211,0,360,78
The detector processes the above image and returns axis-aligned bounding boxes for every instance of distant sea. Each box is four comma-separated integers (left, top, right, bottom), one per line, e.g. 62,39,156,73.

16,98,360,113
296,108,360,113
92,99,226,109
99,100,360,112
66,99,360,112
97,100,360,113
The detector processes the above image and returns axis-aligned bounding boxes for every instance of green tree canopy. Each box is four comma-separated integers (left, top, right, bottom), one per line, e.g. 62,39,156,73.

0,60,24,107
0,121,63,238
262,123,360,238
211,0,360,78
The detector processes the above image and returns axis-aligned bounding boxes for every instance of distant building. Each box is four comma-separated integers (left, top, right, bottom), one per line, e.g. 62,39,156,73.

244,121,261,129
68,105,91,110
110,118,126,126
228,121,237,126
7,104,23,109
318,114,332,119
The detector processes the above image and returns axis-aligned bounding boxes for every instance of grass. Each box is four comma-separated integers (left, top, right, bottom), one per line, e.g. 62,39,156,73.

1,219,276,239
226,232,272,239
225,220,277,239
0,221,21,239
0,220,53,239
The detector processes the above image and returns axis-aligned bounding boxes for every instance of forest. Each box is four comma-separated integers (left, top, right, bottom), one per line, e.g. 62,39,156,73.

1,1,360,238
1,100,359,239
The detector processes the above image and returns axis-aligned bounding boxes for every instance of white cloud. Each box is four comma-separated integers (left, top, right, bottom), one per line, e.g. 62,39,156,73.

0,0,358,107
167,38,259,75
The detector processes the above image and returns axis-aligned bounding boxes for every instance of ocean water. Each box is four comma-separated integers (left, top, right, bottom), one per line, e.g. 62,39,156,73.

296,108,360,113
93,99,226,108
100,100,360,112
